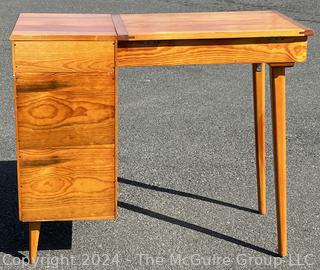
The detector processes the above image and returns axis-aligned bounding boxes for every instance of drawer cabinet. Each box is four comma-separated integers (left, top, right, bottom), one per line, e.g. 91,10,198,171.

10,13,118,264
12,41,117,222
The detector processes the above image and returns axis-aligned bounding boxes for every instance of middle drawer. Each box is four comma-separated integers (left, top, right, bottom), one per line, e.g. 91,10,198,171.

15,73,115,149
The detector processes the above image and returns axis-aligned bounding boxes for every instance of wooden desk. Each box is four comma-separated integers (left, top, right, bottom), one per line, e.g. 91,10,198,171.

10,11,313,263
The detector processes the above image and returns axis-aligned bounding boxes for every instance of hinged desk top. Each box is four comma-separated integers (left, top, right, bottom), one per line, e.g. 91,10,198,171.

114,11,314,40
10,11,313,41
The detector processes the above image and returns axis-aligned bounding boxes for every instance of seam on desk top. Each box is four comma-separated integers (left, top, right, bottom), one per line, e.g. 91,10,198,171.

111,14,130,40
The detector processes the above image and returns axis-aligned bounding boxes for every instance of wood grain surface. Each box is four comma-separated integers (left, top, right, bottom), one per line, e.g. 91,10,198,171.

10,13,117,41
117,37,308,67
118,11,314,41
19,146,116,221
10,11,314,42
15,73,115,149
13,41,115,72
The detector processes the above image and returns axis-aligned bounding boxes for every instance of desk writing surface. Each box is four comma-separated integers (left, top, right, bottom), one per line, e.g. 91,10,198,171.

116,11,313,41
10,13,117,41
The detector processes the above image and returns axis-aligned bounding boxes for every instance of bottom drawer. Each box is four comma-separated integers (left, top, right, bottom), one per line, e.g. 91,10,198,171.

18,146,116,221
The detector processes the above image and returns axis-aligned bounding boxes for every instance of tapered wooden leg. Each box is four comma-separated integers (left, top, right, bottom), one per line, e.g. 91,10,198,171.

270,66,287,257
252,63,266,215
29,222,41,264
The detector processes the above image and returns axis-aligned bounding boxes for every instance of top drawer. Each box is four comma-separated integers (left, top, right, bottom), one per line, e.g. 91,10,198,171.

13,41,115,73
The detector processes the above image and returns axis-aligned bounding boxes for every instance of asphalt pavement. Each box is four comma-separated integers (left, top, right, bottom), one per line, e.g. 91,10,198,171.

0,0,319,269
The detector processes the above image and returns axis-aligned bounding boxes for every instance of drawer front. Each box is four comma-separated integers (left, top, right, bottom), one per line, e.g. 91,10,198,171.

13,41,115,72
19,147,116,221
16,73,115,149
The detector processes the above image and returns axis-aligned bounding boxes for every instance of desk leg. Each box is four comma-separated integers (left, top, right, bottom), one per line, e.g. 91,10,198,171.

252,63,266,215
270,66,287,257
29,222,41,264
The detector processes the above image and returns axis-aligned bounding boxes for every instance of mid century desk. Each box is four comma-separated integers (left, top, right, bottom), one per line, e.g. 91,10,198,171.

10,11,313,263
